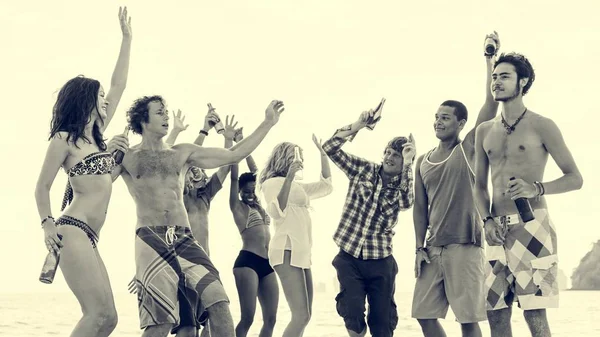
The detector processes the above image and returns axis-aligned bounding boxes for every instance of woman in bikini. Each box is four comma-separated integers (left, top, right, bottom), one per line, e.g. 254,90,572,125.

34,7,132,337
258,134,333,337
228,127,279,337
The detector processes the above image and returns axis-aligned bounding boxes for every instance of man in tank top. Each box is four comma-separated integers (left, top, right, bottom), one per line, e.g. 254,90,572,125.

411,32,500,337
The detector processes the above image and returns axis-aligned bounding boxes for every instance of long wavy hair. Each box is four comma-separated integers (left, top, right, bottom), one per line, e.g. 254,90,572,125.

258,142,297,185
49,75,106,150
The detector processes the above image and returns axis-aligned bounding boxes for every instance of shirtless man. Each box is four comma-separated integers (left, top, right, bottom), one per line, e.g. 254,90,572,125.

473,53,583,337
115,95,285,337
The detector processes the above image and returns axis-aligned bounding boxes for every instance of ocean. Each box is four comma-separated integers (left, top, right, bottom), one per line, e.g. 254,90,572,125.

1,289,599,336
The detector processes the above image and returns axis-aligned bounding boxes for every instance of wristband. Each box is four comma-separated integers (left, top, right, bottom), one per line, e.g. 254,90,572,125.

482,215,494,224
416,247,427,254
199,129,209,136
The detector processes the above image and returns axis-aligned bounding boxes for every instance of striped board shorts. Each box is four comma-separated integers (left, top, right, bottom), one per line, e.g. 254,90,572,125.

134,225,229,330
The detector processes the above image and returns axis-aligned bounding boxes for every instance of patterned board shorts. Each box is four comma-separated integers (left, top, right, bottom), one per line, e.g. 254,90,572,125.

134,226,229,330
485,209,559,311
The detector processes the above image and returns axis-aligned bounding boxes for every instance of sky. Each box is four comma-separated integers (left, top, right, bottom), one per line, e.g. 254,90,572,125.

1,0,599,303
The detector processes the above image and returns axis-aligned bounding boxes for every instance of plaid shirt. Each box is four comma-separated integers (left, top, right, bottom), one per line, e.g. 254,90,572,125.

323,136,414,260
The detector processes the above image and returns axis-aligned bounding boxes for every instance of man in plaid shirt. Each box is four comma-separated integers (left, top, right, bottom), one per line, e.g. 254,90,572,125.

323,109,416,337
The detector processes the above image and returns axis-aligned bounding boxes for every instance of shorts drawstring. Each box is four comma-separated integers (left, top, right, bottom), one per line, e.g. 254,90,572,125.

166,226,177,246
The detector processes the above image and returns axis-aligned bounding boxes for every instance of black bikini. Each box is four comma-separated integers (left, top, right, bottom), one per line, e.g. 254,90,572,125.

233,206,274,279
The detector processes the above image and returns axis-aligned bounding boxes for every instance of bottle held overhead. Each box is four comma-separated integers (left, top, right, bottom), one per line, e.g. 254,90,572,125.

207,103,225,134
366,97,386,131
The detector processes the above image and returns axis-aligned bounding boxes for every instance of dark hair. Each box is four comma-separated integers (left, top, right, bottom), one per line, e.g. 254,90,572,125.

385,136,408,154
440,100,468,122
239,172,257,190
494,52,536,95
49,75,106,150
126,95,165,135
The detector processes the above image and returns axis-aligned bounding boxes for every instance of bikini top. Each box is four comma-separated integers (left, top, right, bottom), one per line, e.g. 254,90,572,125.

240,207,270,234
66,152,116,177
61,151,116,211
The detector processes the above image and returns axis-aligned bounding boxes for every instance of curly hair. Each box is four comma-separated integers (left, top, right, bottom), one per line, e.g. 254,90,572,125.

49,75,106,150
494,52,536,96
258,142,297,185
239,172,257,190
126,95,165,135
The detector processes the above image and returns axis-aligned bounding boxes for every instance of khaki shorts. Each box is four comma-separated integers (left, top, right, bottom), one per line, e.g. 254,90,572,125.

412,243,487,324
485,209,559,311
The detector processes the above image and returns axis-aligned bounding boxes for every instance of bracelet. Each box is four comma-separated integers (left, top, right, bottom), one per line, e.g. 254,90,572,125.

41,216,55,228
534,181,545,196
199,129,209,136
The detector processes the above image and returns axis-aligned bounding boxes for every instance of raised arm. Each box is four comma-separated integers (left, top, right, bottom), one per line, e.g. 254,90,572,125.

184,100,284,169
229,162,241,210
399,134,416,210
213,115,237,184
233,127,258,173
463,31,501,157
298,134,334,199
313,134,331,179
35,134,70,254
260,162,302,219
192,107,221,146
322,111,373,178
103,7,132,129
165,109,188,146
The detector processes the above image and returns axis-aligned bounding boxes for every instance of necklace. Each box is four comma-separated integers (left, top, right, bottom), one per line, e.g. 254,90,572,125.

501,108,527,134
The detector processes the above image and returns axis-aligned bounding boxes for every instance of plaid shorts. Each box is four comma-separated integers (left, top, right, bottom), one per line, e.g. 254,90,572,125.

485,209,559,311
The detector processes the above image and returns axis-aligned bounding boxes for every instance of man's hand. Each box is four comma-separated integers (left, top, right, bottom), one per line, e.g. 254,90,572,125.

264,100,285,125
223,115,239,140
203,108,221,131
312,133,326,155
118,6,132,38
107,134,129,154
507,178,538,200
414,249,430,278
173,109,189,132
128,276,141,294
402,133,416,164
356,110,374,129
233,127,244,142
484,219,505,246
484,31,500,58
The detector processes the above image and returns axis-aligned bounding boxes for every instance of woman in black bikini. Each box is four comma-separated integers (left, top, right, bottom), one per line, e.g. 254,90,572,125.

229,128,279,337
34,7,132,337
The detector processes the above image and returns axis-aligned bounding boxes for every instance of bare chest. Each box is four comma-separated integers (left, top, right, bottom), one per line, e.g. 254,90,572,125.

124,149,183,180
483,122,545,164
